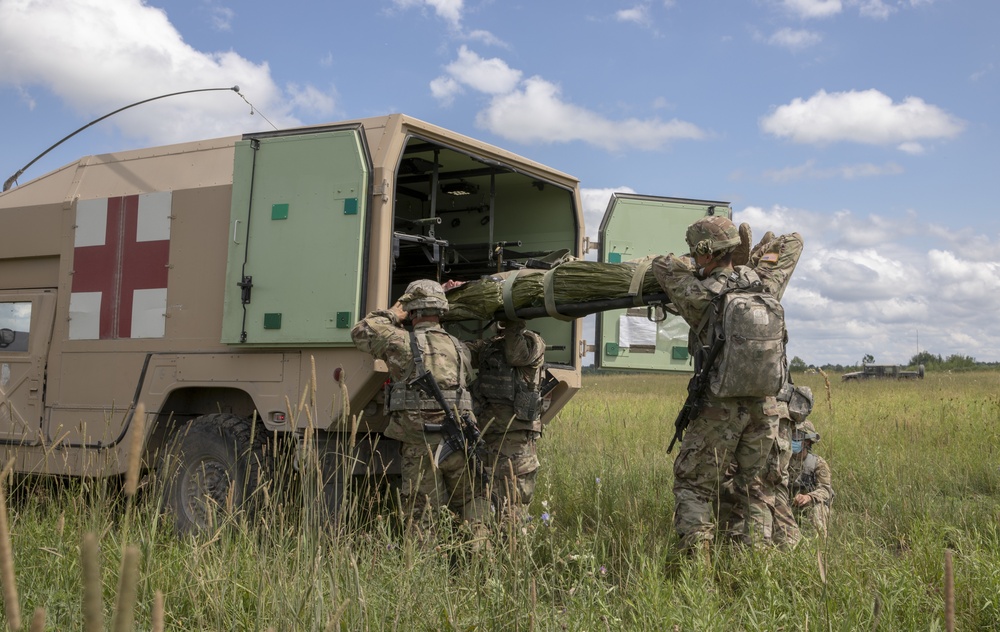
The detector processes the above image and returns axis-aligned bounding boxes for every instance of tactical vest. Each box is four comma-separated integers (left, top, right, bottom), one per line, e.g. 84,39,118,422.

696,266,787,399
792,454,834,506
385,329,473,412
476,341,543,422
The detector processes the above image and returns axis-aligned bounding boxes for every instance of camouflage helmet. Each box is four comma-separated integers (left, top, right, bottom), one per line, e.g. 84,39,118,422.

787,385,814,423
398,279,449,314
794,420,820,443
686,216,740,257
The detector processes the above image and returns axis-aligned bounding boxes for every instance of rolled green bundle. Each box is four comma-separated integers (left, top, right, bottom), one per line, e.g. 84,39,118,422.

443,259,662,321
547,260,661,305
443,270,544,321
443,277,503,321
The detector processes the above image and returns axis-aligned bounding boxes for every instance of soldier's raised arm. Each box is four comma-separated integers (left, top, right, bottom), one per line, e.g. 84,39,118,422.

748,232,803,300
350,303,408,361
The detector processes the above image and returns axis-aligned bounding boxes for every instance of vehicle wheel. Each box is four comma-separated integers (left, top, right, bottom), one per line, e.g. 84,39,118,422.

161,413,267,535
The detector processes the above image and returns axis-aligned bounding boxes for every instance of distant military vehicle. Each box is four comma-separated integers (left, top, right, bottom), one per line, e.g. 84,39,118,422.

0,113,716,532
841,364,925,382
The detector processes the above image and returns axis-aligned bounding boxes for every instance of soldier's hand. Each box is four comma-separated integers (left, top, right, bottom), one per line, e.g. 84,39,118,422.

793,493,813,507
390,301,407,321
731,223,752,266
442,279,465,292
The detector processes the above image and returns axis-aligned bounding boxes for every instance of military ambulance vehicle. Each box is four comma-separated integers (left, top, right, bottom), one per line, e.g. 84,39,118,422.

0,113,724,532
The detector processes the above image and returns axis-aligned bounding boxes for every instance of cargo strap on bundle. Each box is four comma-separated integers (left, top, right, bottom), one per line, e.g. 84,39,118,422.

627,258,653,307
502,270,521,321
542,267,574,321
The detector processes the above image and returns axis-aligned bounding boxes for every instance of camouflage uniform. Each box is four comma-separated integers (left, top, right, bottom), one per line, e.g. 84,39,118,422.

716,400,799,546
466,320,546,517
788,421,833,538
653,255,778,549
653,220,802,551
748,232,803,301
766,405,801,546
351,281,490,534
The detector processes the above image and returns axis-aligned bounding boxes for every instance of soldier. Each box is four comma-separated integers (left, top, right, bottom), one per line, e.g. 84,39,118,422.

788,420,834,538
466,318,546,520
652,217,802,555
351,280,491,538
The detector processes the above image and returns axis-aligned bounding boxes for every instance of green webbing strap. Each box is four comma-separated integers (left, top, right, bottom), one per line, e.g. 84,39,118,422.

502,271,520,321
628,258,653,306
542,268,574,321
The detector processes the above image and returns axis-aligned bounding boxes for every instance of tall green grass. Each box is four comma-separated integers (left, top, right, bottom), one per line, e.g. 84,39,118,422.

1,371,998,630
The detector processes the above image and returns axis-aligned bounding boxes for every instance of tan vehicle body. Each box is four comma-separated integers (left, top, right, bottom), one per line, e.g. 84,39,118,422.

0,115,584,507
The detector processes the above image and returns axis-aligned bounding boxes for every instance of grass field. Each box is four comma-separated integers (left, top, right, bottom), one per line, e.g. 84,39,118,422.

1,371,999,630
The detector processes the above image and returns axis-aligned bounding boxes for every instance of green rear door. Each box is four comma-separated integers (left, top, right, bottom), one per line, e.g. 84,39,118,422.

596,194,730,372
222,128,370,345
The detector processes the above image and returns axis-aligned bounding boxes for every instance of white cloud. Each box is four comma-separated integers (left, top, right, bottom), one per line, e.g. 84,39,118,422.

970,63,994,82
465,29,508,48
926,224,1000,260
580,187,637,245
896,141,925,155
477,77,706,150
433,48,706,151
851,0,895,19
763,159,903,182
0,0,329,147
393,0,463,27
616,5,651,25
760,89,965,148
430,76,463,106
778,0,842,19
205,2,234,31
767,28,822,51
735,204,1000,365
285,83,336,116
440,46,522,95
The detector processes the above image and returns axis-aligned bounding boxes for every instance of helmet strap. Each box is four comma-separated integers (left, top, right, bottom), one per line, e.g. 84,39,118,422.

410,314,440,326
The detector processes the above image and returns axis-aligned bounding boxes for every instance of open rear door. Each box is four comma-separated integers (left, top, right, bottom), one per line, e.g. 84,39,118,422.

595,194,730,372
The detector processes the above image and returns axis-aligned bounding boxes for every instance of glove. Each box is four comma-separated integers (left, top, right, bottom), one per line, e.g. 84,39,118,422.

731,223,752,266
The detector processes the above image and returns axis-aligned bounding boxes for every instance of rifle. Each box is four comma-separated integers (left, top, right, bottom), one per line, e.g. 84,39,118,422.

667,336,725,453
407,331,487,471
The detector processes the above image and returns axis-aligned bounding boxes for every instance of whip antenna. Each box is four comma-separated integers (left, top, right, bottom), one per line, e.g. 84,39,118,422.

3,85,241,192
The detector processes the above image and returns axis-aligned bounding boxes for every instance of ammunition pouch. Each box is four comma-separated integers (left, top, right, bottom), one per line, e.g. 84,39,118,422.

513,388,542,422
477,372,516,402
386,382,473,412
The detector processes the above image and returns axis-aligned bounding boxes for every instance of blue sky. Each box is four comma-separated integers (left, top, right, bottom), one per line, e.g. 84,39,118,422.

1,0,998,365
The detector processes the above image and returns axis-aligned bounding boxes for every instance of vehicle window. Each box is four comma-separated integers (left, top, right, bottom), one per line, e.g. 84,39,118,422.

0,302,31,352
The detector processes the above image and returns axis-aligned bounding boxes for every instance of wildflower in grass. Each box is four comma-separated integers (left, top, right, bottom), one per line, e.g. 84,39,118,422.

600,565,607,575
541,512,551,525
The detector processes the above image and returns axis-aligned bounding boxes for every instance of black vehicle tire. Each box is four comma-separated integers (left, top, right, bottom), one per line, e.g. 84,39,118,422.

161,413,268,535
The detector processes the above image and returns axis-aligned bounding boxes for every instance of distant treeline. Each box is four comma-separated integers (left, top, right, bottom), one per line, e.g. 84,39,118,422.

789,351,999,374
583,352,1000,375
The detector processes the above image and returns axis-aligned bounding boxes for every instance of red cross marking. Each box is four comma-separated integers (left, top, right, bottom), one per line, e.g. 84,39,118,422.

71,194,170,339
